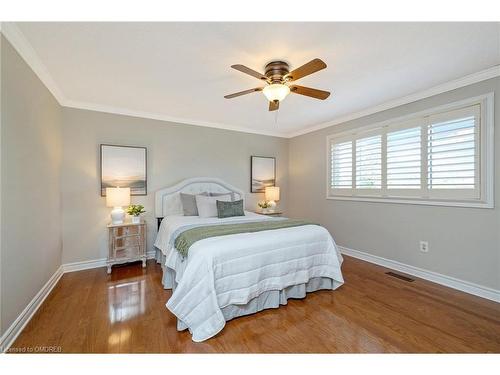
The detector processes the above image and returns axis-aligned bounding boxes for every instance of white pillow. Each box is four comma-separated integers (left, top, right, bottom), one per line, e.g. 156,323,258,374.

195,194,232,218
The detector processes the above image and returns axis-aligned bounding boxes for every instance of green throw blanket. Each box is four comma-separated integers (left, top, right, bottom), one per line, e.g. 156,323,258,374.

174,219,316,257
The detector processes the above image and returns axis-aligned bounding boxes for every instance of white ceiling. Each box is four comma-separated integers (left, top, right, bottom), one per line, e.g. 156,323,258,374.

11,22,500,137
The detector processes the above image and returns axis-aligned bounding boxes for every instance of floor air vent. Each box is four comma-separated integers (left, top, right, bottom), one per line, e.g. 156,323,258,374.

385,271,414,282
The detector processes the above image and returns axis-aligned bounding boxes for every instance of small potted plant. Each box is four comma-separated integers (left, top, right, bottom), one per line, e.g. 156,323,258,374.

258,200,271,214
127,204,146,224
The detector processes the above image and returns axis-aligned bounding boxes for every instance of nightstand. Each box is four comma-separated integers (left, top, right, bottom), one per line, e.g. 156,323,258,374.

254,211,284,217
107,221,146,274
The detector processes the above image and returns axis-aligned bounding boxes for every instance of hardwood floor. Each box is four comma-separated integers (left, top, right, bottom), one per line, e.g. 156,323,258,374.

9,256,500,353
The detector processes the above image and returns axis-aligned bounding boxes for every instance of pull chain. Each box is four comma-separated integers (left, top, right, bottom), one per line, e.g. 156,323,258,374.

274,108,279,124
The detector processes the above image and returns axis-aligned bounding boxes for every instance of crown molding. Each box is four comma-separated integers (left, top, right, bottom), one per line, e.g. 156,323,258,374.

288,65,500,138
62,99,288,138
2,22,499,139
1,22,66,104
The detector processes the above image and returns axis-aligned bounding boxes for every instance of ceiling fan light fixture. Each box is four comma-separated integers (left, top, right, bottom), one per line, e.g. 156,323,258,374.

263,83,290,102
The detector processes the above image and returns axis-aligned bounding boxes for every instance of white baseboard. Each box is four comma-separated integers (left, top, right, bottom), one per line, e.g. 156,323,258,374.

62,257,107,273
0,265,64,352
1,251,157,352
62,251,157,273
339,246,500,303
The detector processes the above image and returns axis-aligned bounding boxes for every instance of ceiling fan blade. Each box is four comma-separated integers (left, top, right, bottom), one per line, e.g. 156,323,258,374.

224,87,263,99
290,85,330,100
231,64,268,81
269,100,279,111
285,59,327,81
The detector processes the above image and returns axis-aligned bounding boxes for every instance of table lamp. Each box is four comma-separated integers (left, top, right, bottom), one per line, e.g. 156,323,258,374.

106,187,130,224
265,186,280,213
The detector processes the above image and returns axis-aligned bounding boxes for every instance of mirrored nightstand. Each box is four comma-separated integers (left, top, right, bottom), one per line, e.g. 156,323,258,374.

107,221,146,274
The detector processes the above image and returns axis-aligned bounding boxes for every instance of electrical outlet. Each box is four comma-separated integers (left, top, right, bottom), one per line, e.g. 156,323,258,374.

419,241,429,253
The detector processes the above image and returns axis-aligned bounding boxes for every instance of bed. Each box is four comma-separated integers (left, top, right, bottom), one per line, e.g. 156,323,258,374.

153,177,344,342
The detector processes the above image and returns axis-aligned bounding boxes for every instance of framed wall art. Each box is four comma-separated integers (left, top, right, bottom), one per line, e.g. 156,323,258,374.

100,144,147,196
251,156,276,193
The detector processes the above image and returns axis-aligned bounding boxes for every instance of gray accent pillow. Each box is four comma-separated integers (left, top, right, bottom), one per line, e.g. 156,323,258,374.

180,192,208,216
210,191,235,201
216,199,245,219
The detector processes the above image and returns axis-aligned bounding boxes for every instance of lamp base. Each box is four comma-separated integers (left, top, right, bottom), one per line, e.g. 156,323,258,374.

267,200,276,213
110,207,125,224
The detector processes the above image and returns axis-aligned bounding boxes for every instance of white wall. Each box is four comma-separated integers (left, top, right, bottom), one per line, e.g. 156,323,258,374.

289,77,500,290
60,108,289,264
0,36,63,335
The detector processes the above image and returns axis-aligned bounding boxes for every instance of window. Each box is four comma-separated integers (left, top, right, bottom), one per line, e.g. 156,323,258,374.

356,135,382,189
327,94,494,208
427,110,476,190
331,141,352,189
387,126,421,190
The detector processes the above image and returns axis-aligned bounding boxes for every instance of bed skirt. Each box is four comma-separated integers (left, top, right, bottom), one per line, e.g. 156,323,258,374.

155,249,175,289
155,249,341,336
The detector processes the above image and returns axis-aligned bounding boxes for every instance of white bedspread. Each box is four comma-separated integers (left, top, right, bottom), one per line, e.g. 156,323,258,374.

154,211,344,342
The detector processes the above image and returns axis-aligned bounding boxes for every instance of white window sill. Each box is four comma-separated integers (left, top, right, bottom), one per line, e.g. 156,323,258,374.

326,194,494,209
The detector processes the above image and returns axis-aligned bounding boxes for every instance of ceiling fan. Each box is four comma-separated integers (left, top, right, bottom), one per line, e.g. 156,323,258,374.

224,59,330,111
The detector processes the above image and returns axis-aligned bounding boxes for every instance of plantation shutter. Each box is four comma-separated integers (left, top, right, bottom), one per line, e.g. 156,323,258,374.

330,140,353,189
387,126,421,189
427,107,478,191
355,135,381,189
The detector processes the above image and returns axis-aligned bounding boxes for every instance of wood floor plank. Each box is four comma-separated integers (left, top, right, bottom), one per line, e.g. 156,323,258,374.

8,256,500,353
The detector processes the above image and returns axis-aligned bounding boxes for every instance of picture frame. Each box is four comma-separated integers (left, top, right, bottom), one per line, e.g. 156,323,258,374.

251,156,276,193
100,144,147,196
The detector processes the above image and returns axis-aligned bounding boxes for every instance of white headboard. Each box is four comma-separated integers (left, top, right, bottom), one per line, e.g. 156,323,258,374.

155,177,245,218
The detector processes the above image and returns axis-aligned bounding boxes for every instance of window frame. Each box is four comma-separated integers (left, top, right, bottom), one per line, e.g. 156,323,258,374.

326,93,494,208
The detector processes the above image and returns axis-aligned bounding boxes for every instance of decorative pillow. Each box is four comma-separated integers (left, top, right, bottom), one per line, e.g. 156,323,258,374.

180,192,208,216
216,199,245,218
210,191,235,201
195,194,232,218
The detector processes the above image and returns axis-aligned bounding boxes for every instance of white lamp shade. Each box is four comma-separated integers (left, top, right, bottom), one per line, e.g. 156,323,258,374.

265,186,280,202
263,84,290,102
106,187,130,207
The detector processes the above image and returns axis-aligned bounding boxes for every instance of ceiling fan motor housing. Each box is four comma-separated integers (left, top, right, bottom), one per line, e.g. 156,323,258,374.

264,61,290,83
